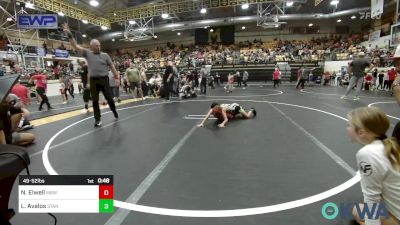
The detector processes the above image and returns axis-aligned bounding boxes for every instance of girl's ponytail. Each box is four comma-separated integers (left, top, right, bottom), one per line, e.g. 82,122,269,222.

383,137,400,170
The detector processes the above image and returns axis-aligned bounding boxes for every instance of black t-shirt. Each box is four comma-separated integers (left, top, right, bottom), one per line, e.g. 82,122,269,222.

163,66,173,83
378,73,384,80
79,65,88,86
0,104,12,144
373,71,378,78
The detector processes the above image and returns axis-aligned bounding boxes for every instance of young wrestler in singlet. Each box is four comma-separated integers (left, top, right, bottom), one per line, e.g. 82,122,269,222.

197,102,256,128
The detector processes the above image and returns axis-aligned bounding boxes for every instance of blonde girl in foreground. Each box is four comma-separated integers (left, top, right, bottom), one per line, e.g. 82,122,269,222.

347,107,400,225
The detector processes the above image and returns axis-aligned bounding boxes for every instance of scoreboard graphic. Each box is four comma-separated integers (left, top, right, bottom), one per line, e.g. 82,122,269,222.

19,175,114,213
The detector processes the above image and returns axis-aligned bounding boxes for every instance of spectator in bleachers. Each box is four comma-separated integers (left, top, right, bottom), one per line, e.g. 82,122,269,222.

42,41,47,55
106,33,394,70
59,43,66,50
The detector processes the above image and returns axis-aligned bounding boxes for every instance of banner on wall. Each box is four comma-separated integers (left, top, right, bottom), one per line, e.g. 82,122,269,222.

195,26,234,45
397,0,400,23
36,47,46,56
391,23,400,46
54,49,69,58
17,14,57,29
369,30,381,41
371,0,384,18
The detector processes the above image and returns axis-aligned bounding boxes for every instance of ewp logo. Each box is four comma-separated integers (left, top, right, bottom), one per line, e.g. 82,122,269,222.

321,202,389,220
17,14,58,29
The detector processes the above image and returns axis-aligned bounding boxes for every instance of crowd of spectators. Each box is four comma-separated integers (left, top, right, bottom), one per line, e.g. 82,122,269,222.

112,43,188,70
238,35,391,66
109,34,393,68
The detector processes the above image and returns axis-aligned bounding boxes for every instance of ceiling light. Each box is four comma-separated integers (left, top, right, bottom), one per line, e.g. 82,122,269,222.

199,20,216,24
101,26,108,30
330,0,339,5
210,29,214,32
57,11,64,16
351,15,356,19
166,24,181,28
275,24,279,28
129,20,136,25
6,17,12,22
308,23,313,27
337,19,342,22
82,19,88,24
161,13,169,19
26,2,34,9
200,8,207,14
286,1,294,7
89,0,99,7
112,38,115,42
177,32,181,35
130,39,134,42
235,16,252,21
241,3,249,9
113,12,116,16
242,26,246,30
82,34,87,38
153,35,157,38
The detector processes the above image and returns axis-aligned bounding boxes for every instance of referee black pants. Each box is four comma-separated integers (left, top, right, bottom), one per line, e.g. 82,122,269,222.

36,87,51,110
200,79,207,94
90,76,117,122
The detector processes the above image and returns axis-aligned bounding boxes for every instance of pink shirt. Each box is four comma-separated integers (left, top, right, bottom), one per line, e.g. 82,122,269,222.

31,74,47,90
11,84,30,104
388,70,396,81
273,70,280,80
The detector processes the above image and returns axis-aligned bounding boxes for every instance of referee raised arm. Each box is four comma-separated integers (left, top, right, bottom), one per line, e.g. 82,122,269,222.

62,23,119,127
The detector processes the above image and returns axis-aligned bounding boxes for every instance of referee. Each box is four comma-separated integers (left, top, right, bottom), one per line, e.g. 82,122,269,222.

63,23,119,127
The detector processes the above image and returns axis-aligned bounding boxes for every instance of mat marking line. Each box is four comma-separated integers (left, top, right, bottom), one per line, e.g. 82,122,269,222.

104,126,198,225
30,105,161,158
268,103,356,176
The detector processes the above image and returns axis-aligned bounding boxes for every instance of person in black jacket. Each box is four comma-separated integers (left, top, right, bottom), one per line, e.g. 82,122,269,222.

163,61,178,100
